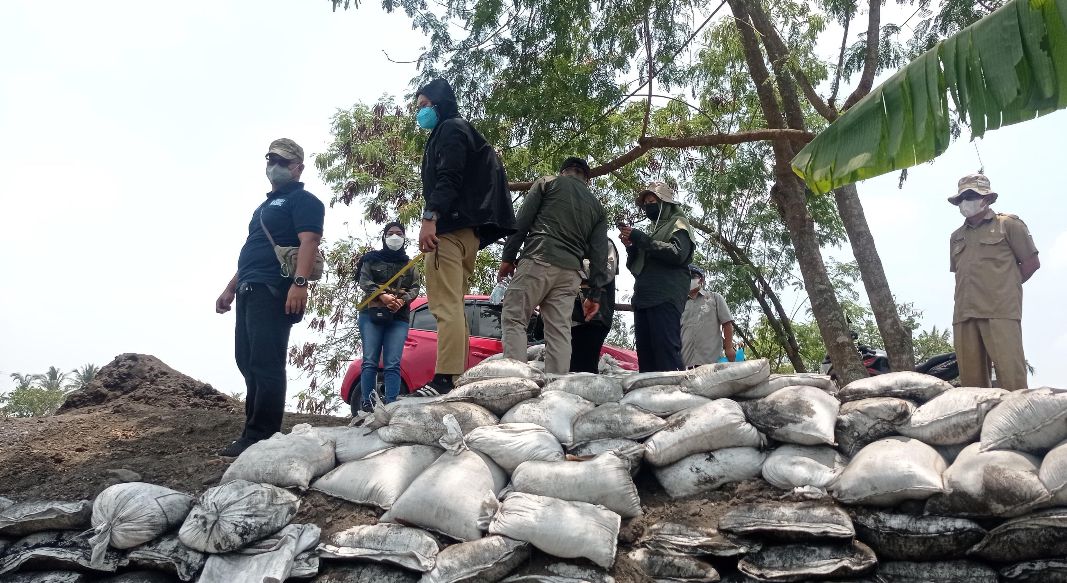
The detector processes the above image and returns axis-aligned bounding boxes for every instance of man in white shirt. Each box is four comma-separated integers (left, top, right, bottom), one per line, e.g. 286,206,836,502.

681,265,735,368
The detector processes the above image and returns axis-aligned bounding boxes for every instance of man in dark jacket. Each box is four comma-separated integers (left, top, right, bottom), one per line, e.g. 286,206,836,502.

215,138,324,457
619,182,694,372
498,157,608,374
412,78,516,395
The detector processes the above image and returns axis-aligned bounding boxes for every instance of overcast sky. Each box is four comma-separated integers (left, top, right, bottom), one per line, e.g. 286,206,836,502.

2,1,1064,407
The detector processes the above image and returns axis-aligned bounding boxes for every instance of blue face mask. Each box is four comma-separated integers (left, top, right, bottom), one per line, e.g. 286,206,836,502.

417,106,438,130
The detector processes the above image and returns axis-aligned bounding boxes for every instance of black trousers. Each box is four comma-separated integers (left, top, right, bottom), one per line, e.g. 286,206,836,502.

634,302,684,372
235,283,294,441
570,322,611,373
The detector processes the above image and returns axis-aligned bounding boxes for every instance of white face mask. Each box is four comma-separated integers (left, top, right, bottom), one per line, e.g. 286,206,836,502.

690,278,701,291
958,199,987,218
266,164,293,185
385,234,405,251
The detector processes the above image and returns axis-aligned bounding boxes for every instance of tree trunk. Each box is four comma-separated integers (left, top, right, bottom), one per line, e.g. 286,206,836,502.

833,183,916,371
729,0,868,385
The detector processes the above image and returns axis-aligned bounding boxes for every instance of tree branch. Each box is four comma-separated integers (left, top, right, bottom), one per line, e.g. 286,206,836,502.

506,128,814,190
828,13,852,111
641,11,654,138
744,0,836,122
841,0,881,111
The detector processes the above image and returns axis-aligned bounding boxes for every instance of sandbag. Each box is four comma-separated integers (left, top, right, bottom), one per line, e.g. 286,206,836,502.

0,500,91,536
835,397,915,457
571,402,666,443
742,386,839,446
318,524,439,572
200,523,320,583
439,378,542,416
628,548,719,582
719,502,854,541
898,387,1008,445
419,535,530,583
311,445,442,509
1000,559,1067,582
968,507,1067,562
95,573,173,583
0,530,129,575
832,437,946,506
126,533,206,582
936,442,971,464
545,373,623,404
567,438,644,476
1040,439,1067,504
456,358,544,387
178,480,300,554
2,572,89,583
331,427,397,463
681,360,770,398
379,402,499,446
926,443,1050,517
873,561,997,582
737,540,877,582
837,371,952,403
221,424,335,489
980,388,1067,453
500,390,594,446
382,416,507,542
620,370,689,393
639,522,761,557
0,496,13,510
644,399,765,467
734,373,835,400
291,551,319,579
850,510,984,562
511,452,642,518
620,385,711,416
653,447,768,499
88,482,195,568
464,423,564,473
761,445,847,492
488,492,620,570
316,562,419,583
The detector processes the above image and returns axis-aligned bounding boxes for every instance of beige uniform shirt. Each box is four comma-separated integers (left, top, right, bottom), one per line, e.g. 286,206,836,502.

681,291,733,368
950,212,1038,324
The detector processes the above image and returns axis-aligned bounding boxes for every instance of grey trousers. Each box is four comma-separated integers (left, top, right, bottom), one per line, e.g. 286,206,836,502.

501,259,581,375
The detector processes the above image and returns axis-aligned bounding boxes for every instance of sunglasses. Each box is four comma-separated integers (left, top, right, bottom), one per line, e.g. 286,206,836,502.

265,155,293,166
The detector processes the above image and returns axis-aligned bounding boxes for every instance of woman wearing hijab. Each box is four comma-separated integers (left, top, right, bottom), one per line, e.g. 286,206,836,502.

618,182,694,372
356,222,420,410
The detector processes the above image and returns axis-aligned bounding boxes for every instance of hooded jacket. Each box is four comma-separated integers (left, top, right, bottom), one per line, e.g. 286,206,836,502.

417,78,516,248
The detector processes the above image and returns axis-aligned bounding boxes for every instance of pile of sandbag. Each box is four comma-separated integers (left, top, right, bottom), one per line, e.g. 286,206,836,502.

7,357,1067,583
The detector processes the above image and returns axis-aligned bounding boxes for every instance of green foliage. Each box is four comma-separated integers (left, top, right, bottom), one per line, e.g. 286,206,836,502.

749,316,826,373
67,363,98,391
1,385,67,418
794,0,1067,193
914,325,955,362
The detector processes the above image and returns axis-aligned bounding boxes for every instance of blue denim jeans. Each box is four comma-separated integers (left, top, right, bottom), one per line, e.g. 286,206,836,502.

358,311,409,404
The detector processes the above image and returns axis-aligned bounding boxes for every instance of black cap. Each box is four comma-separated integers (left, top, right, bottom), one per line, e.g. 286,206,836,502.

688,264,705,277
559,156,591,176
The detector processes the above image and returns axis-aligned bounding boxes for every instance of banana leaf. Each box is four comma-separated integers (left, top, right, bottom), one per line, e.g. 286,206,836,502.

792,0,1067,194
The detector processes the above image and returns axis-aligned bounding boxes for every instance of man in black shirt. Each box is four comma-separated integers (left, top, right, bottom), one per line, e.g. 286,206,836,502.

215,138,325,457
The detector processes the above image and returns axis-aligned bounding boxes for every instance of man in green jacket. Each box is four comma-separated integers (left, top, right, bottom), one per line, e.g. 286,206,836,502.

620,182,694,372
498,157,609,374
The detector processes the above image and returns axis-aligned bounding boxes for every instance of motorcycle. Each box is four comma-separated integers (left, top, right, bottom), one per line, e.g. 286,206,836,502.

820,331,958,382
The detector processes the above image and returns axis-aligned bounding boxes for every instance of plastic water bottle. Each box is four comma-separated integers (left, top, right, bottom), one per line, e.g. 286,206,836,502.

489,278,509,305
736,346,746,362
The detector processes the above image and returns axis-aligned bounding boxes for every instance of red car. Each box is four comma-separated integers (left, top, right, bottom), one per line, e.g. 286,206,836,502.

340,295,639,414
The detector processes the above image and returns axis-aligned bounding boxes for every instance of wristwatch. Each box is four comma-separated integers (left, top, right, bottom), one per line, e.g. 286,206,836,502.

422,210,439,222
293,276,308,288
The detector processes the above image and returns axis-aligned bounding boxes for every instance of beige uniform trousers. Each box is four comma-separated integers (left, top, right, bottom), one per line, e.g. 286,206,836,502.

953,318,1028,390
501,259,581,375
425,228,478,377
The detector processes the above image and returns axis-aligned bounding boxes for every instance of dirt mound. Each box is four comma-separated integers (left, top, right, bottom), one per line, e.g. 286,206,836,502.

58,353,235,413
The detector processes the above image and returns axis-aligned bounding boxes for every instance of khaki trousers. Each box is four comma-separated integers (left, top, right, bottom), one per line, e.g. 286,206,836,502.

953,318,1028,390
502,259,581,375
425,228,478,377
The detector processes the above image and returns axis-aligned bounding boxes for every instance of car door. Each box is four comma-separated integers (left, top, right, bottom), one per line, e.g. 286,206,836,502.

403,304,439,389
467,301,504,368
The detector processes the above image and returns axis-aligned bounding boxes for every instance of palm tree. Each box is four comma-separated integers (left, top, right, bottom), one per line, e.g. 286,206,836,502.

66,364,99,391
39,366,70,392
9,372,41,390
793,0,1067,193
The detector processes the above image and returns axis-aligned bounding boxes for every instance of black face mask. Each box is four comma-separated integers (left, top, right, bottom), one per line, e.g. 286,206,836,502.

643,202,661,221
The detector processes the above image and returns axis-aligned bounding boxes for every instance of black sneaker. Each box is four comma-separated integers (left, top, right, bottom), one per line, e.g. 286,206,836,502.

218,438,255,458
360,401,373,413
401,374,454,398
406,386,441,398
